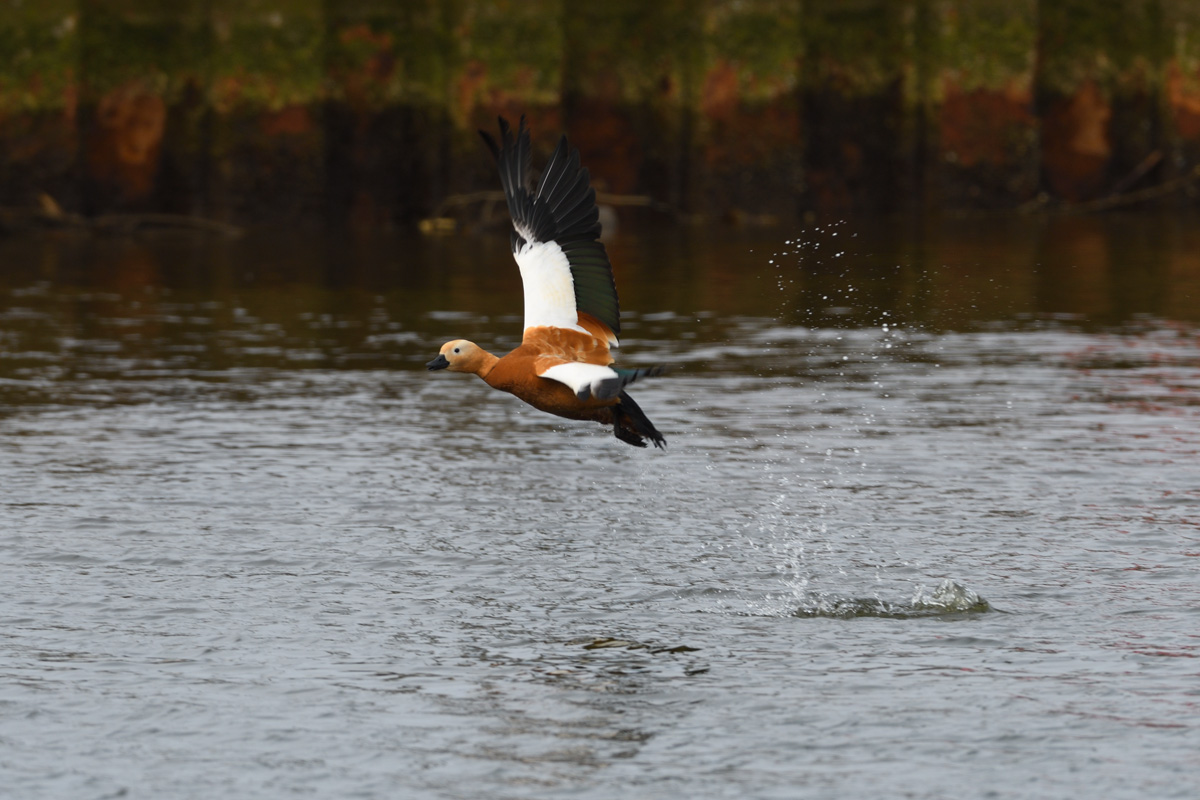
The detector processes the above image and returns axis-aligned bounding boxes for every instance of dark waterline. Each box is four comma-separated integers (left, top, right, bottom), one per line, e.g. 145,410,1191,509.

2,212,1199,398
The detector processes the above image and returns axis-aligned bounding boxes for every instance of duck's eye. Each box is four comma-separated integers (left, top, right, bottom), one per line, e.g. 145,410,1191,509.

453,347,461,354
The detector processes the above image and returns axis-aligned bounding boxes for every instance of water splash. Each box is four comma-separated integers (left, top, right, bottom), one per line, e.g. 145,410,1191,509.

792,580,990,619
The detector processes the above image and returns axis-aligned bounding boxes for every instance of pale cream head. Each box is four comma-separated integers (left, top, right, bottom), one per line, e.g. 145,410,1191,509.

427,339,491,374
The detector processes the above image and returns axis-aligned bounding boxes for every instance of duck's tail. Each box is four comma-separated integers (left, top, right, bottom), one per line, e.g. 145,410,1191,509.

611,391,666,449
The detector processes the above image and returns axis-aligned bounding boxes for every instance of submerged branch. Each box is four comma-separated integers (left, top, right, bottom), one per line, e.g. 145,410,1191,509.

1020,163,1200,215
0,196,243,238
421,189,677,235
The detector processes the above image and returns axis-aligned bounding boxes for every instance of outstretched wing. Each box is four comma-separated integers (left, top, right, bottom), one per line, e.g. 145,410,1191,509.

536,358,666,401
480,116,620,346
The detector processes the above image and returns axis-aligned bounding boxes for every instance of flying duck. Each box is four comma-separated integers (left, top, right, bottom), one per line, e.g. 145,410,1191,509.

426,117,666,448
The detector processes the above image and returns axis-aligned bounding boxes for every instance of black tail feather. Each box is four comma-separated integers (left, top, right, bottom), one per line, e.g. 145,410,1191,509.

612,391,666,449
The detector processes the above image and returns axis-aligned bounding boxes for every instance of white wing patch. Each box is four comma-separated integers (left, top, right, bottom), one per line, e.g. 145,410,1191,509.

540,362,621,400
514,240,589,335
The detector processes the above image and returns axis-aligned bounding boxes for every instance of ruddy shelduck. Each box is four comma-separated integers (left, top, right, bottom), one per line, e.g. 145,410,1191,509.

427,117,666,448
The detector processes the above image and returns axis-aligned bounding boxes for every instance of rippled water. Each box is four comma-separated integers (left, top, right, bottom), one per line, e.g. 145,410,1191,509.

2,219,1198,798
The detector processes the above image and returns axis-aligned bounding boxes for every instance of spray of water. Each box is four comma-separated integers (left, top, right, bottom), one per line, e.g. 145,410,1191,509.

722,223,991,619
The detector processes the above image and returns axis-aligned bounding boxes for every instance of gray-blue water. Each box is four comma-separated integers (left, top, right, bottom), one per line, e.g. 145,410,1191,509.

1,220,1198,798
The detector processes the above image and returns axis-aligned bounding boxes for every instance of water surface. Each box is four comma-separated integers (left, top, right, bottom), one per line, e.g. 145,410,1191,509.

1,215,1198,798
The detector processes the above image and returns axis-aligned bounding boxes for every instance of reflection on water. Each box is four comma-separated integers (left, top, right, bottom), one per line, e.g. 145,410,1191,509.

1,214,1198,799
2,212,1199,409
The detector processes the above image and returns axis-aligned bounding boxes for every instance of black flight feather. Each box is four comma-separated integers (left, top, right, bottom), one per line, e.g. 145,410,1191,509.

479,116,621,335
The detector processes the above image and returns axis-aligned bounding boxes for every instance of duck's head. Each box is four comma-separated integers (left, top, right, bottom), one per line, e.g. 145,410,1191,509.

426,339,485,373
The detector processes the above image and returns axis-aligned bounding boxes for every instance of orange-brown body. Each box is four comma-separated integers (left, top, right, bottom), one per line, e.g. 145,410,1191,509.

442,319,620,424
485,356,618,423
